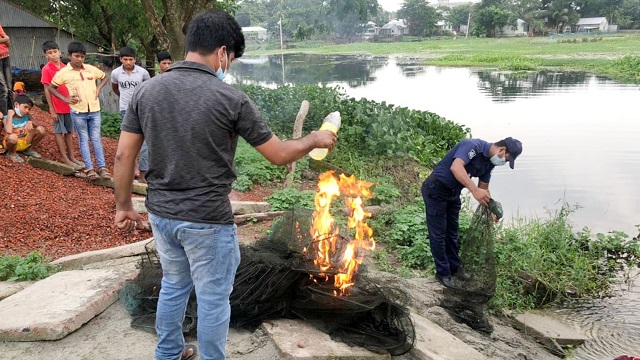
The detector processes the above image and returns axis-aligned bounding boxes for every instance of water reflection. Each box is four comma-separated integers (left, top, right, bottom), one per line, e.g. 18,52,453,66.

230,54,388,87
475,71,589,102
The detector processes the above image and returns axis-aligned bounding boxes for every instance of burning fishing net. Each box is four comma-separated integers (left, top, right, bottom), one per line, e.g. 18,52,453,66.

121,171,415,356
441,203,497,334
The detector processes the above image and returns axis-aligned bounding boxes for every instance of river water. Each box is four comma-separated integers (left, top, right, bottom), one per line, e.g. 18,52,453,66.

229,54,640,357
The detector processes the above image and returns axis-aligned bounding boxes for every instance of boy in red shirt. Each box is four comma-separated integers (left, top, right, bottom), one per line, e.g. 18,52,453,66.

40,41,83,170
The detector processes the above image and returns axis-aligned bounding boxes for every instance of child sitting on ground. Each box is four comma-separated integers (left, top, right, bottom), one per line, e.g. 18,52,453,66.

0,94,46,163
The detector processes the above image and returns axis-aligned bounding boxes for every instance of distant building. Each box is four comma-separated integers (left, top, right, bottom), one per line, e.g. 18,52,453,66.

502,19,527,36
0,0,102,70
380,20,409,36
428,0,476,8
242,26,268,41
576,17,609,32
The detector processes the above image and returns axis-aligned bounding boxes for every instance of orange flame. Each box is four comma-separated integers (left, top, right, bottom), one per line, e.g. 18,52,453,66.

309,171,375,296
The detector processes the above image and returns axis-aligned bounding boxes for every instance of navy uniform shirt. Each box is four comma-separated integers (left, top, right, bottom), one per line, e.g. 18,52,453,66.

432,139,495,191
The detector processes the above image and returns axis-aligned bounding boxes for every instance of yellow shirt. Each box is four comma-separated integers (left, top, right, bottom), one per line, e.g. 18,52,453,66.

51,63,106,113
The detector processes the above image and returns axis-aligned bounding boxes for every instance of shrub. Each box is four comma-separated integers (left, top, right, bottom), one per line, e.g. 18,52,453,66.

265,188,316,211
0,252,59,281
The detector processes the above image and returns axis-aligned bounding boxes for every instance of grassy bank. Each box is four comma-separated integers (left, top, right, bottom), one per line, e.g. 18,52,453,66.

247,33,640,84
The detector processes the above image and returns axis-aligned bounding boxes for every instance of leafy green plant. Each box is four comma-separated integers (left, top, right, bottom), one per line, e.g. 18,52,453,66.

369,177,401,205
265,188,316,211
234,139,286,188
101,111,122,139
0,252,59,281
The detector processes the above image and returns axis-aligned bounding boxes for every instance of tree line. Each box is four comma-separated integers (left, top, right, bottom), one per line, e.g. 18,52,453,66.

8,0,640,60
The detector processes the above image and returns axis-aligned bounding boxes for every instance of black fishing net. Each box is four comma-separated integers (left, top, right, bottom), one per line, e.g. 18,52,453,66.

121,209,415,356
441,204,497,334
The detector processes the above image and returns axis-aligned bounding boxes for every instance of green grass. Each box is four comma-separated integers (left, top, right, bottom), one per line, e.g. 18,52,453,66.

246,33,640,84
249,33,640,57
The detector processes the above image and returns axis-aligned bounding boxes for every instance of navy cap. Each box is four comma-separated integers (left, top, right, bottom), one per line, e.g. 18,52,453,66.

505,137,522,169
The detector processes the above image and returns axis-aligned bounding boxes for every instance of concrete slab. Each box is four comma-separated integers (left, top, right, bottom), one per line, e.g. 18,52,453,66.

262,318,390,359
513,311,589,346
132,197,270,215
0,267,140,341
52,238,155,269
0,281,33,301
410,312,488,360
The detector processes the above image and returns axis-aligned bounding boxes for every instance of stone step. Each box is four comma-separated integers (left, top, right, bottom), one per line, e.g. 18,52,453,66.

52,237,155,269
132,197,271,215
410,312,488,360
0,266,139,341
513,311,589,351
262,318,390,359
0,281,33,301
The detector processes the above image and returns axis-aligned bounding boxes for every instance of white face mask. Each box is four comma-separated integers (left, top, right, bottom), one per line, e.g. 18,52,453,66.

490,154,506,166
14,106,22,117
215,48,229,81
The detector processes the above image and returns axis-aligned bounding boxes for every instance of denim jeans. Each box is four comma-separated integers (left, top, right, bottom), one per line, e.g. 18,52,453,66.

120,109,148,172
0,56,11,115
149,213,241,360
70,110,106,170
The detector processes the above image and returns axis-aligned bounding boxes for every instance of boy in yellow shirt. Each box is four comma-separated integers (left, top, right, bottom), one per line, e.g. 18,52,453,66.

49,42,111,181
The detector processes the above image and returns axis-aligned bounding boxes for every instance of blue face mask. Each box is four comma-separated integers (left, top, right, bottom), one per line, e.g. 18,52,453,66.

215,49,229,81
14,106,22,117
490,154,506,166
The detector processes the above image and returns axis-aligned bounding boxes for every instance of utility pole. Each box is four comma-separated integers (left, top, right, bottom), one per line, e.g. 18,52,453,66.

279,18,284,50
466,12,471,38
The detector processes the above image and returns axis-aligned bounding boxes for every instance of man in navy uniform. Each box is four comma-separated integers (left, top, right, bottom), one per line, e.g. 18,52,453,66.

422,137,522,288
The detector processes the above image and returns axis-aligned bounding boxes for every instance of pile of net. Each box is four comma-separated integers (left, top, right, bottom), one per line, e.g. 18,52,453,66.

441,203,498,334
120,209,415,356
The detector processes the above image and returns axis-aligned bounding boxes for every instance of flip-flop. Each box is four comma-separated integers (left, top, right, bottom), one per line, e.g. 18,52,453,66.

181,344,198,360
22,150,42,158
6,153,25,163
73,159,84,167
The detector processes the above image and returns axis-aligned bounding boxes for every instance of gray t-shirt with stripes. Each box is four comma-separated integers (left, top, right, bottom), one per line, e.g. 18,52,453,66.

122,61,273,224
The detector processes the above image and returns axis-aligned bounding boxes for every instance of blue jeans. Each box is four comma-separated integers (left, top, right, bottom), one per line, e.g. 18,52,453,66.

120,109,148,172
70,110,106,169
149,213,241,360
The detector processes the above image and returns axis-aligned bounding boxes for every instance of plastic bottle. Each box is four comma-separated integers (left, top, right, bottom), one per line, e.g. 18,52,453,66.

308,111,341,161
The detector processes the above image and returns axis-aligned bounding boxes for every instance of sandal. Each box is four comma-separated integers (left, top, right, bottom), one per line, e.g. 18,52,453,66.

72,163,85,171
181,344,198,360
22,150,42,158
6,153,24,163
73,159,84,167
83,168,100,181
98,167,112,180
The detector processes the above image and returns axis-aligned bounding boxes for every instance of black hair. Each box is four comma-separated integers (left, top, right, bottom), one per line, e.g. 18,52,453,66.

42,41,59,53
185,10,245,58
156,51,172,62
119,46,136,58
68,42,86,55
14,94,34,107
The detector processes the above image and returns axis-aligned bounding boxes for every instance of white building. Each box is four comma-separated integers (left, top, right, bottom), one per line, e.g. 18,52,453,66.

380,20,409,36
242,26,268,41
576,17,609,32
